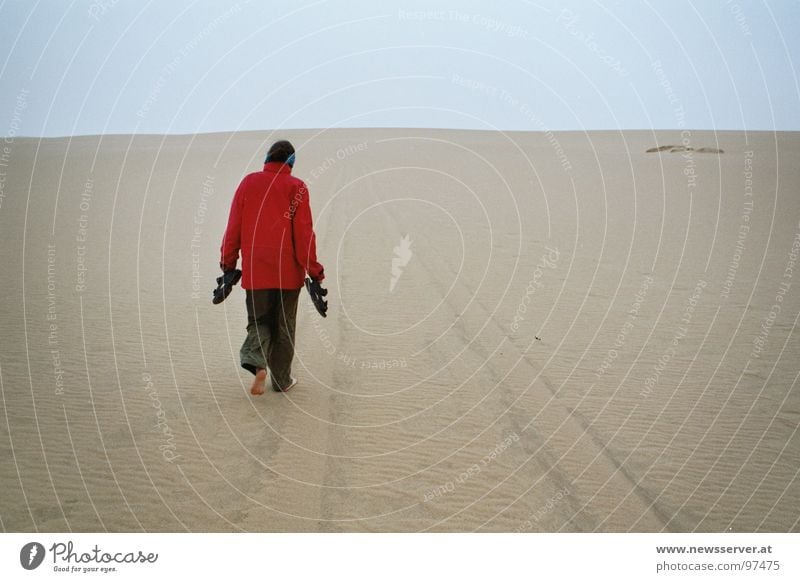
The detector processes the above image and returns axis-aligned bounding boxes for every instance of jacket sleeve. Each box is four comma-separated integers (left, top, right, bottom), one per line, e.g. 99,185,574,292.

292,181,325,281
219,177,246,271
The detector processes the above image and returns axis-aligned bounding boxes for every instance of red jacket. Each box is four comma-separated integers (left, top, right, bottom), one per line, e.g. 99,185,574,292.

220,162,324,289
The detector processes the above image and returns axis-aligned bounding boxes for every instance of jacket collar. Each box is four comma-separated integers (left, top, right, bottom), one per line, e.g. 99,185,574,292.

263,162,293,174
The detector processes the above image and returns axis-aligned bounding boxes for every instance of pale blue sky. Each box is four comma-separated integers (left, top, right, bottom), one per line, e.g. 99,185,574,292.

1,0,798,137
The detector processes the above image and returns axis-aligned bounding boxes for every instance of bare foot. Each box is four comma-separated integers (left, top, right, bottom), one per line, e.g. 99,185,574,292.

250,368,267,395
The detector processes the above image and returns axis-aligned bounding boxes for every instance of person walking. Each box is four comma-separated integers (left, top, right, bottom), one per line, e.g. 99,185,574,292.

219,140,325,395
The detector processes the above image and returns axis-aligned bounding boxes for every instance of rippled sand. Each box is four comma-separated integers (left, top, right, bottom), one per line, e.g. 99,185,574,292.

1,129,798,532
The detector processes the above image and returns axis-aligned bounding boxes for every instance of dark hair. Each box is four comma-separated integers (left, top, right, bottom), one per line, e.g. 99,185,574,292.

265,140,295,163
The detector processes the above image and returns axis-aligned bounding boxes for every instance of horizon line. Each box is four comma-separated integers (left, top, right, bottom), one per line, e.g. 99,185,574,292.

5,126,799,140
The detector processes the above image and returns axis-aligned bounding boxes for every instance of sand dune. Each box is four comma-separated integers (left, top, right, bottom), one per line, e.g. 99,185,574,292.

0,129,798,532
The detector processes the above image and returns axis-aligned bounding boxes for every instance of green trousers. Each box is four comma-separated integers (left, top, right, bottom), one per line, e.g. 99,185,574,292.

240,288,300,390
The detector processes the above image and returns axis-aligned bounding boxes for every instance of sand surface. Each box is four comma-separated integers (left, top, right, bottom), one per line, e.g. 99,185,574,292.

0,128,798,532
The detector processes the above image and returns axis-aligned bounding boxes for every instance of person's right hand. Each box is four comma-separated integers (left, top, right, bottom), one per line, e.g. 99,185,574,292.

305,277,328,317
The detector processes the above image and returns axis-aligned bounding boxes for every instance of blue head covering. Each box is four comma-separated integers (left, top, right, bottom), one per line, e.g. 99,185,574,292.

264,151,295,167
